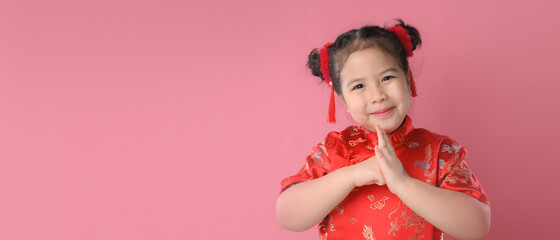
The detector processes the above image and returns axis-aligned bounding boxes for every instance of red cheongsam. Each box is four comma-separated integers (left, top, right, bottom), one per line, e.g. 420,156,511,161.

280,115,489,240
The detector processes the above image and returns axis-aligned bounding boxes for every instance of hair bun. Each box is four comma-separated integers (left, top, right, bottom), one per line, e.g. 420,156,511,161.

395,20,422,51
307,48,325,80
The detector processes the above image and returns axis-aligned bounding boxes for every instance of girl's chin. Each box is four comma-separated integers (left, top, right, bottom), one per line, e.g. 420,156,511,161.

365,124,396,133
364,117,403,133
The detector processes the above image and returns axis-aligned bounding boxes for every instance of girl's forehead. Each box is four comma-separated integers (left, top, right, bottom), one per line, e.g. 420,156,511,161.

339,48,401,79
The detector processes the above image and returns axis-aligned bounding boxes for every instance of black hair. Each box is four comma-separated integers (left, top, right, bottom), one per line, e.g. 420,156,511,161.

306,20,422,96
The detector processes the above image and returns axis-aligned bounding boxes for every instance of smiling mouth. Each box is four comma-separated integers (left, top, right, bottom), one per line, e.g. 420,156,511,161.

372,107,394,117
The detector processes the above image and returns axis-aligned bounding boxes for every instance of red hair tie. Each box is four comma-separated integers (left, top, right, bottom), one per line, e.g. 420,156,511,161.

319,42,336,123
387,25,417,97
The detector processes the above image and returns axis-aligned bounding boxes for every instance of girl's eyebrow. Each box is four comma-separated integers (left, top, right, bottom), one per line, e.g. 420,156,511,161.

377,68,398,77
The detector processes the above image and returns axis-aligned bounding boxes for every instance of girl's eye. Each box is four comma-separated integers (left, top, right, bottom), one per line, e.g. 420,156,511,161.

382,76,394,82
353,84,364,90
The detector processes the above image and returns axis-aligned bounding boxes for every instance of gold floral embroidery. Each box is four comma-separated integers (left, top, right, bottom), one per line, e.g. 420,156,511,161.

310,143,330,170
403,210,426,240
318,140,328,157
351,126,362,136
424,168,436,182
389,218,401,236
425,144,432,162
319,215,337,232
363,225,375,240
388,200,426,238
444,175,460,184
388,200,403,236
449,149,461,166
443,160,479,189
440,144,453,153
388,200,402,219
370,196,389,210
423,145,436,182
413,144,436,182
349,138,366,146
334,203,344,215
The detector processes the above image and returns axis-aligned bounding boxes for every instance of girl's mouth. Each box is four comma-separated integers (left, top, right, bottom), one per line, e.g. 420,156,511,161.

372,107,394,118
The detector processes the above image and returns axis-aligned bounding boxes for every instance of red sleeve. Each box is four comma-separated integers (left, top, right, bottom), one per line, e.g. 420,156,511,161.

436,139,490,206
280,132,343,192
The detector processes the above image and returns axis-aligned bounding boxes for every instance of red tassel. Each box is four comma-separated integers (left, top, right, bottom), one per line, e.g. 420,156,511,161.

327,87,336,123
319,43,336,123
409,69,417,97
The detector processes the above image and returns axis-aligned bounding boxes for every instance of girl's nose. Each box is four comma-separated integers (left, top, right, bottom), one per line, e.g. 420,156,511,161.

368,85,387,103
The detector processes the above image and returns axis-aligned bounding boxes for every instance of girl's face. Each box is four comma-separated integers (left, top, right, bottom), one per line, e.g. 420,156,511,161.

338,48,411,133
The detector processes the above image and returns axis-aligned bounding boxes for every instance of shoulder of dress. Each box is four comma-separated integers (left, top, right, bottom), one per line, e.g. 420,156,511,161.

409,128,465,154
323,125,362,139
321,125,365,148
340,125,368,141
408,128,447,142
407,128,436,142
340,125,362,134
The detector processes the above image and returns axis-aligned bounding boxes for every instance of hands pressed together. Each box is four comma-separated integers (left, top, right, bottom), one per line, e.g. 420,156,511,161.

278,125,490,238
349,125,410,195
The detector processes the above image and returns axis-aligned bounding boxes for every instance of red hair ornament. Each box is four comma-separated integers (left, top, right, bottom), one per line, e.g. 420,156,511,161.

319,42,336,123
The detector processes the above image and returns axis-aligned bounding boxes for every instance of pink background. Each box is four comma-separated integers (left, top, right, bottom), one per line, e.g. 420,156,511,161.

1,0,559,239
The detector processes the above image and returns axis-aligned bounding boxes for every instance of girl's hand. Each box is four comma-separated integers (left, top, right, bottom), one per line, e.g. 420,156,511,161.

375,125,410,195
347,155,386,187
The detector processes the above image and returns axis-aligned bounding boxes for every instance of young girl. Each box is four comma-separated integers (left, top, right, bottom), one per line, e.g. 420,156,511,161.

276,20,491,240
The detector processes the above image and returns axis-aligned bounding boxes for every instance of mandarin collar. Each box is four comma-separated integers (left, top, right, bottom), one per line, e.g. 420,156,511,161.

360,115,414,147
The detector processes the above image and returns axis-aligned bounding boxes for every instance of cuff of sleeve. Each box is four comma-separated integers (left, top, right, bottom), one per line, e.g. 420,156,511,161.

440,182,491,206
280,176,306,193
